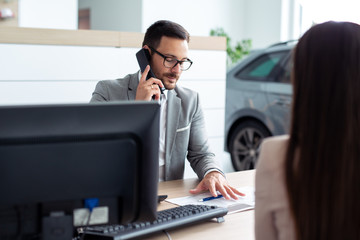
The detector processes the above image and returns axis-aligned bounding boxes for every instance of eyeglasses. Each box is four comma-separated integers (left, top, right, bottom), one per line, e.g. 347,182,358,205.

149,46,193,71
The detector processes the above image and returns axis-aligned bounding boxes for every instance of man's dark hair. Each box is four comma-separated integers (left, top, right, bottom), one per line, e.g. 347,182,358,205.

142,20,190,48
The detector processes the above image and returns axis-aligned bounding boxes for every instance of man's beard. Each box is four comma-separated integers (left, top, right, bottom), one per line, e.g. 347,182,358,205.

161,73,179,90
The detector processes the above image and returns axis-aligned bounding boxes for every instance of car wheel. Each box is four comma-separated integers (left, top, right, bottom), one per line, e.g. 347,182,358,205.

229,120,270,171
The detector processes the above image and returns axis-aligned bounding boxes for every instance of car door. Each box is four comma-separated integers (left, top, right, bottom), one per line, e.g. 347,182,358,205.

225,49,291,170
265,51,292,135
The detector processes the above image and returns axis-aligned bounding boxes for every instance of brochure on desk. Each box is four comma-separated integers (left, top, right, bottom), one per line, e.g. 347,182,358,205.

166,186,255,214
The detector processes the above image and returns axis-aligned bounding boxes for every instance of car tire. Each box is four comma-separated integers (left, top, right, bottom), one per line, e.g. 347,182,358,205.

229,120,271,171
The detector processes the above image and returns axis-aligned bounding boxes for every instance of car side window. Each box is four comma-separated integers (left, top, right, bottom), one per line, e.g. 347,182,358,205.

235,51,288,81
276,56,292,84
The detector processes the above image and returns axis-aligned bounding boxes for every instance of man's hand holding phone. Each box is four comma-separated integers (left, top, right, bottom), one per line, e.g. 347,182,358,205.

136,65,164,101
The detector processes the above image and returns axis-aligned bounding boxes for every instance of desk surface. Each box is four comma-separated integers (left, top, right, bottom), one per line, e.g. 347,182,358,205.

148,170,255,240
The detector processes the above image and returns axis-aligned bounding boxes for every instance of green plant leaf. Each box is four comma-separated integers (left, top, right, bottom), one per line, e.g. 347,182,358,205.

210,27,252,67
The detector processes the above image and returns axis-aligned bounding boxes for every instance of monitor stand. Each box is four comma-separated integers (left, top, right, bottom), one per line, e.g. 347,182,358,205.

42,211,73,240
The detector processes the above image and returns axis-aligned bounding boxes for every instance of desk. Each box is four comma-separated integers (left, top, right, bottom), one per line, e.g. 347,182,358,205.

148,170,255,240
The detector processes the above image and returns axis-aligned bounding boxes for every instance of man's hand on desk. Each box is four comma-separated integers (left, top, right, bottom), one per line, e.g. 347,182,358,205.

189,171,245,200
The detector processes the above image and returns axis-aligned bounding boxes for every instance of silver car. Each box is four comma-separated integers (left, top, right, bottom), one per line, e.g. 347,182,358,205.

224,42,295,171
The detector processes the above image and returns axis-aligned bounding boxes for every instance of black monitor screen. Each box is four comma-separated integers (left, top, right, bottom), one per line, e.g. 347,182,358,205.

0,102,160,239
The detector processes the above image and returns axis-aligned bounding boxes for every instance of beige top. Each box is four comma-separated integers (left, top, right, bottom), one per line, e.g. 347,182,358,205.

255,135,296,240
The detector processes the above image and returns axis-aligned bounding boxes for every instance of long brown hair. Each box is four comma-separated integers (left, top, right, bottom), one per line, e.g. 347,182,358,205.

286,21,360,239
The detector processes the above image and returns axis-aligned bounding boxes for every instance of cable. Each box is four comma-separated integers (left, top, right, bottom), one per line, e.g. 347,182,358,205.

79,211,93,240
163,230,173,240
79,198,99,240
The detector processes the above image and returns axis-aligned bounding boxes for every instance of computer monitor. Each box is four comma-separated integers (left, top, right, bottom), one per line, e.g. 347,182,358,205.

0,102,160,239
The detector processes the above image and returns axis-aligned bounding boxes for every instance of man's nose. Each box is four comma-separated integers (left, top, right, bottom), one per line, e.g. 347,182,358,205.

171,62,182,73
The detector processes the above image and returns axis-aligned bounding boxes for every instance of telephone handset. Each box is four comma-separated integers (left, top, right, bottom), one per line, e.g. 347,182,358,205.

136,48,165,94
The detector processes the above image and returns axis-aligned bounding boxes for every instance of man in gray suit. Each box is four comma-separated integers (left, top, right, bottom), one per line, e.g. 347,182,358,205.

90,20,243,200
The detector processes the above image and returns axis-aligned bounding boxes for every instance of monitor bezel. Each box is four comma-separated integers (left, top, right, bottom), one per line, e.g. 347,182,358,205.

0,101,160,237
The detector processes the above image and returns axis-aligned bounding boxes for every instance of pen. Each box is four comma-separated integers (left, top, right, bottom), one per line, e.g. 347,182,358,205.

198,195,223,202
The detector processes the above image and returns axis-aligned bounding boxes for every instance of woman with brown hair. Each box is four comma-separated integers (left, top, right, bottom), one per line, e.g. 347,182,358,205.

255,21,360,240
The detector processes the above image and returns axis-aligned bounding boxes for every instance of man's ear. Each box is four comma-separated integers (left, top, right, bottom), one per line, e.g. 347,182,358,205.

143,45,153,62
143,45,151,53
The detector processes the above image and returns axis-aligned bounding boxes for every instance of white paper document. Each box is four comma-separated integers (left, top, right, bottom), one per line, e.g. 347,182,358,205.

166,186,255,214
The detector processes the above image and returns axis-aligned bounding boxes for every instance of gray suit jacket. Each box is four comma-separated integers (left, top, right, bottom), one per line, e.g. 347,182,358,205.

90,72,223,180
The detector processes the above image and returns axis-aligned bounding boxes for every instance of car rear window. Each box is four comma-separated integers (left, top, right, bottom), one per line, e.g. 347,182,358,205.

235,51,289,81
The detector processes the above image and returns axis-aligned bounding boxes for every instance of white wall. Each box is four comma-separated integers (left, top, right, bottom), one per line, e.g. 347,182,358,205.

142,0,294,49
226,0,247,45
142,0,245,39
16,0,303,49
281,0,303,42
242,0,282,48
78,0,142,32
18,0,78,29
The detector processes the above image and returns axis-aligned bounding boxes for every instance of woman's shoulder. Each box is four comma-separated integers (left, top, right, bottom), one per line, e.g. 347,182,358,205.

262,135,289,149
257,135,289,171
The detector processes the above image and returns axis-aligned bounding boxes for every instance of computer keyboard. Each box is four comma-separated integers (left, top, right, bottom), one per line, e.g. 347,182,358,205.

81,204,228,240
